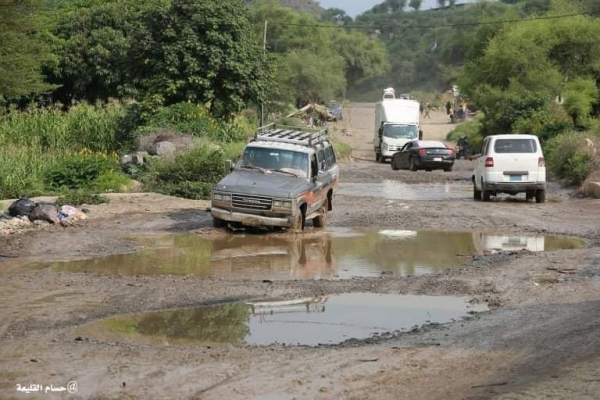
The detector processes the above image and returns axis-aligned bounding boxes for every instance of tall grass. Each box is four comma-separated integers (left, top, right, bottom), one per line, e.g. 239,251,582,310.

0,102,128,199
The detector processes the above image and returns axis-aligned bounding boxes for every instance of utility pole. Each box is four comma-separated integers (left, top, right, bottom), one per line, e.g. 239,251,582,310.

260,20,268,127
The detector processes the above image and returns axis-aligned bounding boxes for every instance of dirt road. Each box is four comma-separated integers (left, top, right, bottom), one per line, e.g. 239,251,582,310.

1,104,600,400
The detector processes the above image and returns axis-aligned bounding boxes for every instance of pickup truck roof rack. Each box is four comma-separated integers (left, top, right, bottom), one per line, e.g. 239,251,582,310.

254,124,329,147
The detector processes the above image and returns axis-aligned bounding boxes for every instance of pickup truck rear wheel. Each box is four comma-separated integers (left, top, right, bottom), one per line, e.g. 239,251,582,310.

313,199,328,228
212,217,227,228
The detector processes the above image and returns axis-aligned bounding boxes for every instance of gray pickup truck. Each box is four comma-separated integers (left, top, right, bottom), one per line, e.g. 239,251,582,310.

210,124,340,230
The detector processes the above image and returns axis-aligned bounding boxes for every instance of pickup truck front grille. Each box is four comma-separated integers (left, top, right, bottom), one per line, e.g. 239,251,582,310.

232,194,273,211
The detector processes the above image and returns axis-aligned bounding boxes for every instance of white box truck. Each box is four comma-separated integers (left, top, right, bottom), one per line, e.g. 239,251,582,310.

374,89,421,162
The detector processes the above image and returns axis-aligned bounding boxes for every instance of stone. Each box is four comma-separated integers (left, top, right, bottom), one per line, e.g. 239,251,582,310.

133,151,148,165
120,154,133,166
149,141,176,158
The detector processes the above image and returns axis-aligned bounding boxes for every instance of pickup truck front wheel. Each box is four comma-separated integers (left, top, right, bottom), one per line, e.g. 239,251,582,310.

292,208,305,231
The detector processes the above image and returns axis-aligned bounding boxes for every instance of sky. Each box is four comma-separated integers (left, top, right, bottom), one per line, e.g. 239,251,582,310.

317,0,475,17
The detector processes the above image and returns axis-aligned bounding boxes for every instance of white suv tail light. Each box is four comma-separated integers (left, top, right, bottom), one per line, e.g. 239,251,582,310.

538,157,545,167
485,157,494,168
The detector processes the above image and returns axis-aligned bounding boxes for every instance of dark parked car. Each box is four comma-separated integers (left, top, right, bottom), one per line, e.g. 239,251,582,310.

391,140,455,172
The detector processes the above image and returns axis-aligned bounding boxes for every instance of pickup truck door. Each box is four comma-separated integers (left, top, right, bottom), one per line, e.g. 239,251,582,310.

309,150,329,214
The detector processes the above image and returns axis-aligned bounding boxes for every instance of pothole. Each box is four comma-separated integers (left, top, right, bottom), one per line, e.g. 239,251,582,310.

75,293,488,347
35,229,584,279
35,228,584,279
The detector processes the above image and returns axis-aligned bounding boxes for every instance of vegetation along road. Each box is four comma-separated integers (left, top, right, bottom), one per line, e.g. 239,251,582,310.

1,104,600,399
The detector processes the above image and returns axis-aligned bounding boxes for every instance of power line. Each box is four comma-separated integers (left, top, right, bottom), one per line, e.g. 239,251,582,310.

273,11,594,31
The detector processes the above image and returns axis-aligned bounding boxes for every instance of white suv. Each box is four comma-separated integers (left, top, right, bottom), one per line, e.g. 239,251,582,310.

473,134,546,203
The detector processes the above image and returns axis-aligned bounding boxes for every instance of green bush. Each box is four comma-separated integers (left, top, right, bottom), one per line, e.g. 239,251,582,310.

56,191,109,207
145,144,227,200
156,181,214,200
446,120,484,153
45,151,120,191
140,102,253,143
545,132,594,185
331,139,352,161
0,145,50,199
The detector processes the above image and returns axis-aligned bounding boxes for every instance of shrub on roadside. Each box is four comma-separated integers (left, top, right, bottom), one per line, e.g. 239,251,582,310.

56,191,109,207
138,102,253,143
144,144,227,200
446,120,483,153
545,132,595,186
331,139,352,161
45,151,122,191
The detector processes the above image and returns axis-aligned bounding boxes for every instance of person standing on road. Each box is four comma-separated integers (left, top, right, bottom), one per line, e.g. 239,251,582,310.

445,100,452,115
419,101,424,116
424,102,431,119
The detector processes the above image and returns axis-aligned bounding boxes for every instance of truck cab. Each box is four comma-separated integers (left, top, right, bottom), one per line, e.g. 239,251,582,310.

211,124,339,230
374,89,421,162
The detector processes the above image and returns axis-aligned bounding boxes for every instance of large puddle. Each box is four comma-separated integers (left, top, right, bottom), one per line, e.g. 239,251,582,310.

37,229,584,279
76,293,487,346
337,181,472,201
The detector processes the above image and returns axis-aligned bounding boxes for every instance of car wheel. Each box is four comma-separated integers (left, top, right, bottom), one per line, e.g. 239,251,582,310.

444,164,453,172
292,208,305,231
212,217,227,228
376,152,381,163
535,189,546,204
526,191,534,202
409,157,417,171
391,159,399,170
313,199,328,228
474,185,482,201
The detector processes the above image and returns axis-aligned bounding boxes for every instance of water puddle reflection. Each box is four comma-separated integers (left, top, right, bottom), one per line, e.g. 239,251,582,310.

76,293,487,346
37,229,584,279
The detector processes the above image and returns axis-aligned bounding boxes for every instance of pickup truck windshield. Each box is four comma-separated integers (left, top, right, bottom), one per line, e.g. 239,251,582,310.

383,124,418,139
238,147,309,178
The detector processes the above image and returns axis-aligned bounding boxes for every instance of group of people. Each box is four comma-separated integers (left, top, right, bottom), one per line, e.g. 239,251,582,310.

446,99,469,123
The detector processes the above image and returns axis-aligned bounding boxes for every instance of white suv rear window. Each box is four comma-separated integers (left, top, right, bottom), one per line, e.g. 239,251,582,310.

494,139,537,154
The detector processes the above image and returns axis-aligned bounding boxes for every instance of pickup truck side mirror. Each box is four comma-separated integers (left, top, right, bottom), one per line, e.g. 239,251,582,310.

225,159,234,171
316,171,326,182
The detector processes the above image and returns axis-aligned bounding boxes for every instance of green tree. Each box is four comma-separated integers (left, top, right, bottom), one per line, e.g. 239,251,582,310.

409,0,423,11
277,50,346,105
0,0,56,99
50,0,150,103
251,0,388,104
321,7,352,24
138,0,273,116
437,0,446,8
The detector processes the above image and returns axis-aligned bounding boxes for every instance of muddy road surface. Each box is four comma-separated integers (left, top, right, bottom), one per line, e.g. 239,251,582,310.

1,105,600,400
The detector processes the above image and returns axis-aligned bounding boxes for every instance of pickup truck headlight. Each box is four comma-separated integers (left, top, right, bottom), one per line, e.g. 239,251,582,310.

274,200,293,209
213,193,231,202
382,143,388,151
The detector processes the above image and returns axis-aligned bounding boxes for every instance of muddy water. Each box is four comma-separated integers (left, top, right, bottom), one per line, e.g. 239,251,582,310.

337,181,472,201
76,293,487,346
37,229,584,279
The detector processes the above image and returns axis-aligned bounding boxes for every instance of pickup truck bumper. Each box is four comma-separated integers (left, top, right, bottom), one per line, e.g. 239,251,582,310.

483,182,545,192
211,207,294,227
